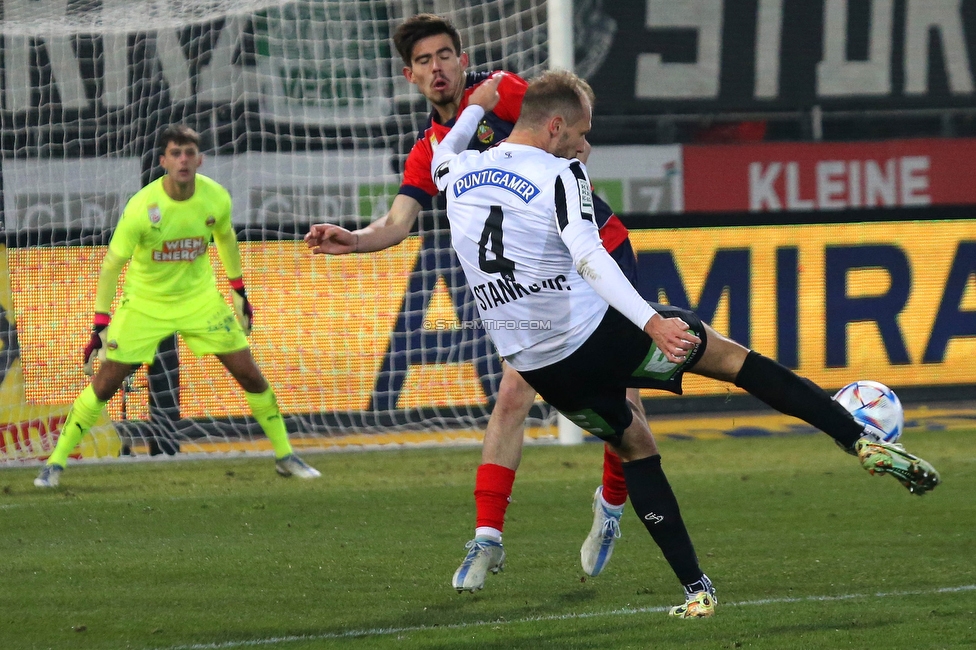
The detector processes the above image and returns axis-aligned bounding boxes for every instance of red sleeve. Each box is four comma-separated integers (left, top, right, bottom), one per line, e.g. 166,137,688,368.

492,72,528,124
599,214,630,253
400,137,438,199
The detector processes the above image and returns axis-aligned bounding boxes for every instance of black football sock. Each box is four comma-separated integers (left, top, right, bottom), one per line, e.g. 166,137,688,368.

734,351,864,449
683,574,715,597
622,454,704,586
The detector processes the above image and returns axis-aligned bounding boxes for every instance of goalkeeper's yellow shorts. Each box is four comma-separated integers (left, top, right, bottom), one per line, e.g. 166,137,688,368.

104,289,249,365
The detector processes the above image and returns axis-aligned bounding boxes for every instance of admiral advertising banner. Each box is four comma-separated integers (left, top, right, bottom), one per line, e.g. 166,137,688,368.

8,239,499,422
587,0,976,114
628,217,976,401
8,214,975,422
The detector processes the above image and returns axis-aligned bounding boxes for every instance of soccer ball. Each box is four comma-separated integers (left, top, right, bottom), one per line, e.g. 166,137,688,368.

832,380,904,443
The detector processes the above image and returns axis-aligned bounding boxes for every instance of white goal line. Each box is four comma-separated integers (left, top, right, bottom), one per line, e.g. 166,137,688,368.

163,583,976,649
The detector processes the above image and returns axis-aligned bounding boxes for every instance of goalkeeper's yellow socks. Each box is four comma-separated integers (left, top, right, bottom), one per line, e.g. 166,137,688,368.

245,387,293,459
48,385,107,467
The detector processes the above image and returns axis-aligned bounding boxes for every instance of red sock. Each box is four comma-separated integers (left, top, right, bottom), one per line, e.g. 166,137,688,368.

474,463,516,532
601,445,629,507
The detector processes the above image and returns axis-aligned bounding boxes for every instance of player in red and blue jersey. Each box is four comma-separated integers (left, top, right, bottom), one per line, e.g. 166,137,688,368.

398,68,525,206
305,13,635,589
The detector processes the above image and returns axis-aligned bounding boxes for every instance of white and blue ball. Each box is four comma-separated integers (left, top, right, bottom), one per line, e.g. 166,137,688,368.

833,380,904,443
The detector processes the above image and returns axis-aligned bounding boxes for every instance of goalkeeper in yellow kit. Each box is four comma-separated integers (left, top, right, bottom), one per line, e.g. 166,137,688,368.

35,125,320,488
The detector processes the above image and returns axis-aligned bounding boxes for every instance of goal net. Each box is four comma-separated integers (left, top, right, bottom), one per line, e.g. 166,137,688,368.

0,0,552,462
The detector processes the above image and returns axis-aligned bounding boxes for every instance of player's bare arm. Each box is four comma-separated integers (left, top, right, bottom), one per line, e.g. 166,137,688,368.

305,194,423,255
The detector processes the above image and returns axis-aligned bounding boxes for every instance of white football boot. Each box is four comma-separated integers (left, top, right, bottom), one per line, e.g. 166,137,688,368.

452,539,505,593
274,454,321,479
580,486,623,577
34,464,64,488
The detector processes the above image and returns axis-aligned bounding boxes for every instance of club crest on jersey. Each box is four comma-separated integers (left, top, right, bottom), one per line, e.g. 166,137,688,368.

148,204,161,224
476,121,495,144
205,215,215,226
453,168,540,203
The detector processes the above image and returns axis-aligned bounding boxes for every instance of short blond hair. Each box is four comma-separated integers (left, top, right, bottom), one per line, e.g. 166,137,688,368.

517,70,595,128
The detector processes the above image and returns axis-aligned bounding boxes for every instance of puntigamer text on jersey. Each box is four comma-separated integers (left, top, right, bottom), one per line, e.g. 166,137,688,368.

453,168,540,203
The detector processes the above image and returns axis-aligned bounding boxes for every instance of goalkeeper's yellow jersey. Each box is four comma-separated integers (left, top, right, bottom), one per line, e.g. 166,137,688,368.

108,174,234,305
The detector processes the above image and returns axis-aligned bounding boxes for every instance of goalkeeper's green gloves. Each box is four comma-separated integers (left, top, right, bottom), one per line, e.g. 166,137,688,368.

229,277,253,336
83,313,111,376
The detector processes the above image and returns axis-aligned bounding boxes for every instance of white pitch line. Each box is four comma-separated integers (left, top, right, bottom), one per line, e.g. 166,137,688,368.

162,584,976,650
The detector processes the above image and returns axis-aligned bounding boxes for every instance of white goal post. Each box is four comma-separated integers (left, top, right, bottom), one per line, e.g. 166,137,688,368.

0,0,587,461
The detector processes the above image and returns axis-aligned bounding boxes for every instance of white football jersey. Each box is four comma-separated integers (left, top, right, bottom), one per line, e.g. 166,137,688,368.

434,141,609,370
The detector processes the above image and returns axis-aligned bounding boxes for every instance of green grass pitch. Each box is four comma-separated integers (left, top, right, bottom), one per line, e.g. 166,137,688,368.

1,427,974,649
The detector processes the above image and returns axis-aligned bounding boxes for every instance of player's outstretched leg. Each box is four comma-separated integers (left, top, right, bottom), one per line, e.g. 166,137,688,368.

721,347,941,495
452,538,505,593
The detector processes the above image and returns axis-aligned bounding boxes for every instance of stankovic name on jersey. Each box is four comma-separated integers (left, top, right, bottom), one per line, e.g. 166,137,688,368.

453,168,541,203
473,274,571,311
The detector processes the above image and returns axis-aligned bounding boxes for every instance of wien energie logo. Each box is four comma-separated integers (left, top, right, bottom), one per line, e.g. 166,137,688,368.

152,237,207,262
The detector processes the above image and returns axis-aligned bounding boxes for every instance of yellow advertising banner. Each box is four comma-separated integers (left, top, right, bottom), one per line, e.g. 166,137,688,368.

6,219,975,426
0,245,119,461
8,238,466,421
630,220,976,398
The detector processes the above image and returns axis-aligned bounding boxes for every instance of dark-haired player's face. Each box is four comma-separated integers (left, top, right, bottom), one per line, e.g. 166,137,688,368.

403,33,469,107
160,142,202,184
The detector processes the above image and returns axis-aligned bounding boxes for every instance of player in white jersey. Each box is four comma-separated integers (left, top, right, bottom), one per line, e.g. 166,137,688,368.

438,143,612,369
434,70,940,617
307,14,636,590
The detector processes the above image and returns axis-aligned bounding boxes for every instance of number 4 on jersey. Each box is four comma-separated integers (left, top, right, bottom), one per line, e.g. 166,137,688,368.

478,205,516,281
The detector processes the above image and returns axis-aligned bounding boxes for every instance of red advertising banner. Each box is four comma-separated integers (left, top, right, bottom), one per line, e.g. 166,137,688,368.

684,138,976,213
